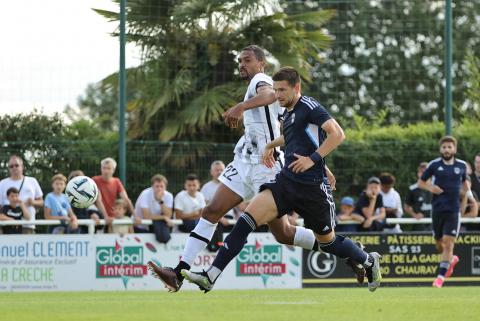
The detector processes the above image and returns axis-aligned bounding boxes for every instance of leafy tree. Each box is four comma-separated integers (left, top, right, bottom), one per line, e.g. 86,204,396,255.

91,0,335,142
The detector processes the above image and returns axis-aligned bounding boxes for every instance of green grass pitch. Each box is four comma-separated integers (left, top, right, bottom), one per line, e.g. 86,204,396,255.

1,287,479,321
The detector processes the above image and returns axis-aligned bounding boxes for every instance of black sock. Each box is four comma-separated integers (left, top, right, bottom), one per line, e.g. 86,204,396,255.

211,213,257,273
438,261,450,277
319,235,368,266
174,260,191,280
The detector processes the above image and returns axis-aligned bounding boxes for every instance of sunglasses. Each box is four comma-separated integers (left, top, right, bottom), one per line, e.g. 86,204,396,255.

8,164,20,168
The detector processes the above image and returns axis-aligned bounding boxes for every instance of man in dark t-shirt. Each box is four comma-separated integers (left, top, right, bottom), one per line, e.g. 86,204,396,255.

354,177,386,232
0,187,30,234
419,136,468,288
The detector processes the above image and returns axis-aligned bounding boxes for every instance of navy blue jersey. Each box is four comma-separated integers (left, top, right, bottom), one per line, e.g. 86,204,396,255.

281,96,331,185
420,158,467,213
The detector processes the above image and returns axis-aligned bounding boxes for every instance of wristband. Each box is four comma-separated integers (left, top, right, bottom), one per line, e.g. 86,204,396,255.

309,152,322,163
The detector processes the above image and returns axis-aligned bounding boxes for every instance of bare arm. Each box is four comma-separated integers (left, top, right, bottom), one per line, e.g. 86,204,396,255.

0,214,13,220
94,193,111,222
289,119,345,174
119,191,135,215
44,207,66,220
19,202,31,220
418,179,443,194
175,209,201,220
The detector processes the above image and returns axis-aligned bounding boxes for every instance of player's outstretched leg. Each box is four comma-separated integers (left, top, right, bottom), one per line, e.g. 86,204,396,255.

148,184,242,292
317,233,382,291
268,217,366,284
182,189,279,292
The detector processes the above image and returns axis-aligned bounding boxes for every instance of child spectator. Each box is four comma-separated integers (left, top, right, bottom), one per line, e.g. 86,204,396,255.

336,196,364,232
110,199,133,235
44,174,79,234
354,177,386,232
0,187,30,234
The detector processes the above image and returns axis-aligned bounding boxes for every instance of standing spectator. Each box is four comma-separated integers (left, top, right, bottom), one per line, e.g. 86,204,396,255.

379,173,403,233
110,199,133,235
68,170,103,234
134,174,173,243
354,177,386,232
93,158,135,223
200,161,233,250
174,174,206,233
418,136,468,288
0,187,30,234
336,196,364,232
0,155,43,234
404,162,432,231
470,153,480,207
44,174,79,234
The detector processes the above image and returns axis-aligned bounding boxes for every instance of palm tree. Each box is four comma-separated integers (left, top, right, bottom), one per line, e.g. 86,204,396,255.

94,0,335,142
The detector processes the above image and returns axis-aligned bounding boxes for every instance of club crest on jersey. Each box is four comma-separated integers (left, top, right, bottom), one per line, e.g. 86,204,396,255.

454,167,460,174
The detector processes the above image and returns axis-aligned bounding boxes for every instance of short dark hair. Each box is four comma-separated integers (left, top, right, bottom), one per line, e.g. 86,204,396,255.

272,67,301,87
439,135,457,147
6,187,19,196
186,174,199,182
242,45,266,62
379,172,395,185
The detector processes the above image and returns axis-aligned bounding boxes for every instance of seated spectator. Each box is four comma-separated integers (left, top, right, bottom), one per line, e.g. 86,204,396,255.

0,187,30,234
404,162,432,231
68,170,103,234
44,174,79,234
134,174,173,243
354,177,386,232
110,199,133,235
174,174,206,233
336,196,364,232
379,172,403,233
462,162,479,231
471,153,480,202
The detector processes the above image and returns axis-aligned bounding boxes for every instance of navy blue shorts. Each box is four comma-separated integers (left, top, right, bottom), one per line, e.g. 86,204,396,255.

432,211,460,240
259,172,336,235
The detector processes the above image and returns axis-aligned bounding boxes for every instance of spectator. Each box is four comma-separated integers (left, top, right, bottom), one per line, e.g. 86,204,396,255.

174,174,206,233
134,174,173,243
462,162,479,231
470,153,480,207
336,196,364,232
68,170,103,234
93,158,135,224
379,172,403,233
404,162,432,231
0,187,30,234
354,177,386,232
200,161,233,250
0,155,43,234
44,174,79,234
110,199,133,235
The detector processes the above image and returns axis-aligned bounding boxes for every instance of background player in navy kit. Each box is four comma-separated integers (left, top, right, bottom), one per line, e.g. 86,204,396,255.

418,136,469,288
182,67,382,292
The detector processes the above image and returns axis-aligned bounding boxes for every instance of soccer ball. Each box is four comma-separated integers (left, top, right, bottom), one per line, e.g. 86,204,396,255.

65,176,99,208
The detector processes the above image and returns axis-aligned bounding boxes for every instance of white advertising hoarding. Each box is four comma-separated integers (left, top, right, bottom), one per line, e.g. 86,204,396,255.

0,233,302,291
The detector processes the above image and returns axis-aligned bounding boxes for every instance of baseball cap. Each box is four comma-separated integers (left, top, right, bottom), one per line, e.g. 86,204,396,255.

367,176,381,184
340,196,355,207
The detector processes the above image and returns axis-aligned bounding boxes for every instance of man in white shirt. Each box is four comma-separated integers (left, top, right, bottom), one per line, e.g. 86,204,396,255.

134,174,174,243
0,155,43,234
175,174,206,233
379,173,403,233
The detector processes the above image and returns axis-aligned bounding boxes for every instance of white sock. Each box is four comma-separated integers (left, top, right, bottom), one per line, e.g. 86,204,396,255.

206,266,222,283
293,226,317,250
180,218,218,266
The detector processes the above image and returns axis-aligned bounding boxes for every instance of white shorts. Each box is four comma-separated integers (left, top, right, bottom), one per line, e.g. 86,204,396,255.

218,156,282,201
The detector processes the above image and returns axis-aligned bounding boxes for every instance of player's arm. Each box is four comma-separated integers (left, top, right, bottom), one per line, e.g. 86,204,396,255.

324,165,336,190
289,118,345,174
223,82,276,128
263,135,285,168
418,165,443,194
